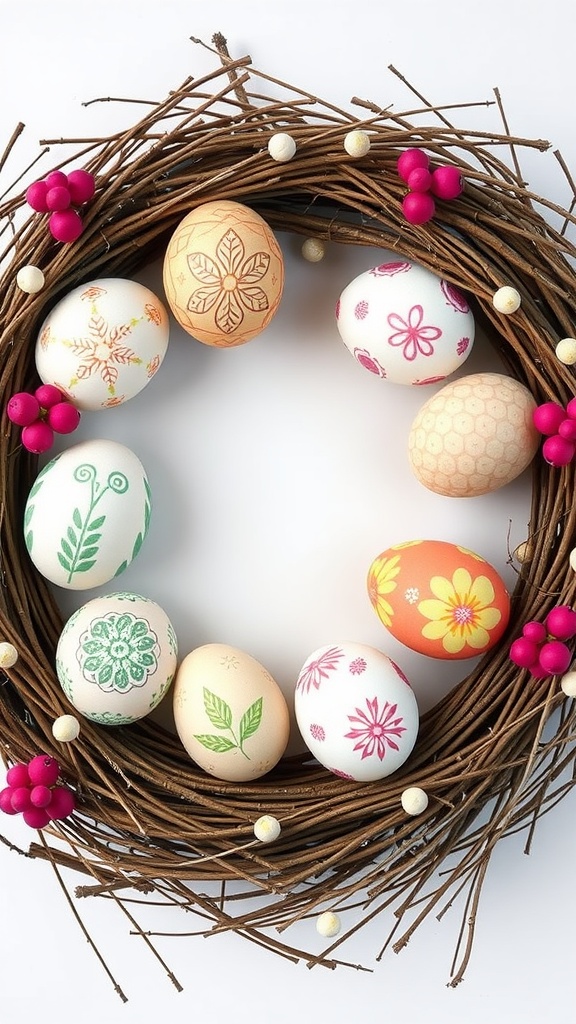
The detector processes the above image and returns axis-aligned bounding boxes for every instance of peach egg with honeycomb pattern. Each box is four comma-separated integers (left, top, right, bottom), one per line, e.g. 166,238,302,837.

407,371,539,497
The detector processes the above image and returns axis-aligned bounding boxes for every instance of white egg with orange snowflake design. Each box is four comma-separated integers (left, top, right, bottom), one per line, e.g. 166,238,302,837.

34,278,170,410
294,643,419,781
335,258,475,385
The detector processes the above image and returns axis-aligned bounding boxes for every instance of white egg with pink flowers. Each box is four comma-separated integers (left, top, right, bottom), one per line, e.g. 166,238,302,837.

335,257,475,385
294,642,419,781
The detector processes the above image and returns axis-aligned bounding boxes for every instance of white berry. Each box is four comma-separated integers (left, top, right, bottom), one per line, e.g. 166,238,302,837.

492,286,521,314
561,671,576,697
52,714,81,742
268,133,296,162
253,814,281,842
301,238,326,262
344,129,371,158
570,549,576,573
316,911,341,937
555,337,576,365
16,265,45,294
0,642,18,668
401,786,429,815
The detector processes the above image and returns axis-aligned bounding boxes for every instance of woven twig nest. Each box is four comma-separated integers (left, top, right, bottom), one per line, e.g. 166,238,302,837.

1,35,576,994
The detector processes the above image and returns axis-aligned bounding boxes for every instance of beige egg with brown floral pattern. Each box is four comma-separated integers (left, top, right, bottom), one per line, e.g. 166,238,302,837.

163,201,284,346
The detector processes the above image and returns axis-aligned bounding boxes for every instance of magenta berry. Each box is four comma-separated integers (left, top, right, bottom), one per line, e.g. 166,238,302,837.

522,620,547,644
10,786,33,813
533,402,566,435
6,763,30,788
558,418,576,441
46,185,71,212
48,209,83,243
0,787,18,815
34,383,63,409
402,191,436,225
509,636,539,668
406,167,432,192
30,785,53,809
565,397,576,420
542,434,575,467
25,180,49,213
21,420,54,454
7,392,40,426
23,807,50,829
545,605,576,640
67,169,95,205
27,754,60,788
397,148,429,182
44,170,68,190
530,659,550,680
47,401,80,434
47,786,75,821
430,165,464,200
538,640,572,675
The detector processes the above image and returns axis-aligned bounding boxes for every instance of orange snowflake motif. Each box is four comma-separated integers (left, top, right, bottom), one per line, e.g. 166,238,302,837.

102,394,126,408
145,303,162,325
39,324,53,351
146,354,160,379
81,286,107,302
64,313,142,394
187,228,270,335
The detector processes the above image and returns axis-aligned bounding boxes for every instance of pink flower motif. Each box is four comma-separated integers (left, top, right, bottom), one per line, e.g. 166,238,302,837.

354,300,369,319
369,261,411,277
329,767,354,779
297,646,344,694
349,657,367,675
412,375,447,386
344,697,406,760
457,336,470,356
390,660,411,686
387,305,442,362
310,723,325,741
440,280,470,313
353,347,386,377
335,299,341,320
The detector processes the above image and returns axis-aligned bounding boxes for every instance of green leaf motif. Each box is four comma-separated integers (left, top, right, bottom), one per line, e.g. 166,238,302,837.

114,560,128,577
194,734,236,753
24,505,34,530
67,525,77,546
239,697,263,745
75,559,96,573
57,551,71,572
132,531,144,560
72,507,82,530
203,687,232,730
25,529,33,552
60,537,73,560
88,515,106,531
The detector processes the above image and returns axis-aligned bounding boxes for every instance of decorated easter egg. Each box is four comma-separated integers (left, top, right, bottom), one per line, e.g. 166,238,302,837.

173,644,290,781
367,540,510,659
294,643,419,781
24,439,151,590
162,200,284,346
35,278,169,410
408,371,539,496
336,258,474,384
56,593,178,725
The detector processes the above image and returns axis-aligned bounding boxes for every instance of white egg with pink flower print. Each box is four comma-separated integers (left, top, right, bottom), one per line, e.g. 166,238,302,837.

294,643,419,782
335,258,475,385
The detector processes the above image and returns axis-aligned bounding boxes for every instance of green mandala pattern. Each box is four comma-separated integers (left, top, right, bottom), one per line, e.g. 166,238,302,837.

77,611,159,693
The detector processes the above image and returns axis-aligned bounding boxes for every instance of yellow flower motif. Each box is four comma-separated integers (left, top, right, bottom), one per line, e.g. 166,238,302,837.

456,545,486,562
418,567,501,654
391,540,423,550
368,554,401,626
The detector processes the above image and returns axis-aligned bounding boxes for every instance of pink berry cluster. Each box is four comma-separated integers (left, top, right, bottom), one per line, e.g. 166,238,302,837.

26,168,95,243
533,399,576,467
509,605,576,678
0,755,76,829
397,149,464,225
7,384,80,454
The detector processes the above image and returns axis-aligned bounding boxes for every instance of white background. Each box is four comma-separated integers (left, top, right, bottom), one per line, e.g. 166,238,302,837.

0,0,575,1020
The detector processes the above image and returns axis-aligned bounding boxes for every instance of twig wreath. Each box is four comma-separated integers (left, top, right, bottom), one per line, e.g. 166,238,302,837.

1,33,576,998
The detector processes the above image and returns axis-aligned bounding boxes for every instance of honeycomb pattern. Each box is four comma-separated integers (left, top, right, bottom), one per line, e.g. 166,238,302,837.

408,372,540,496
